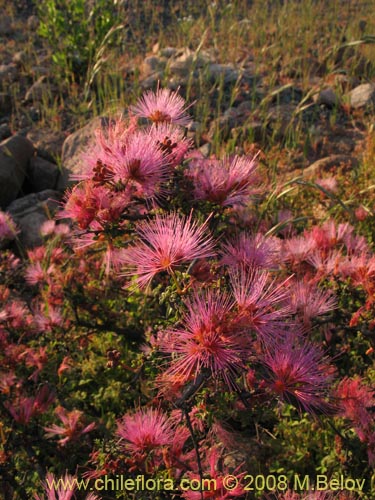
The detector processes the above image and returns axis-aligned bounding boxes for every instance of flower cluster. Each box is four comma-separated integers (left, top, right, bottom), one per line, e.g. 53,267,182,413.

0,87,374,499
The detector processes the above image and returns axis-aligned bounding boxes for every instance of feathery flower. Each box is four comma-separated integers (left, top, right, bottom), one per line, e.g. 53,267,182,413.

0,210,19,242
34,472,75,500
147,122,192,167
230,266,291,340
187,154,259,207
130,87,192,126
116,407,174,459
221,233,281,269
159,290,247,388
119,212,215,288
262,333,334,414
44,406,96,446
288,280,336,326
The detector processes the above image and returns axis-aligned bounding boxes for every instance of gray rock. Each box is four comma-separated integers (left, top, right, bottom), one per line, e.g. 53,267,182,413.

26,128,66,162
28,156,59,191
7,190,61,248
160,47,178,58
348,83,375,109
314,87,339,108
208,63,239,84
0,135,35,209
140,72,164,90
265,104,297,135
303,155,359,178
141,56,165,78
57,116,109,191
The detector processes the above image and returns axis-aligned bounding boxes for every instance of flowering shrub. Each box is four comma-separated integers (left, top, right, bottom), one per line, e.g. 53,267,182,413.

0,89,374,499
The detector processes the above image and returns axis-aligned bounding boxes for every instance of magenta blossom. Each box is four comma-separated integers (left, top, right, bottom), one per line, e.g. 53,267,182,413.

0,210,19,242
262,333,334,414
159,290,247,388
116,407,174,460
187,154,259,207
119,212,215,288
130,87,192,126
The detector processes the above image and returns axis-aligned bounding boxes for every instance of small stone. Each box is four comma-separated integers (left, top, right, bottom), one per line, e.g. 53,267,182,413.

303,155,359,178
7,190,61,248
160,47,178,58
141,56,165,78
314,87,339,108
348,83,375,109
208,63,239,84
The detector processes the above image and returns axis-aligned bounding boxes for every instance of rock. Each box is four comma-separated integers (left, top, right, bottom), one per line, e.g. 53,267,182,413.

314,87,339,108
0,124,11,141
0,64,18,82
140,72,164,90
265,104,297,135
0,135,35,209
348,83,375,109
26,128,66,162
25,77,50,103
208,63,239,84
0,93,12,116
303,155,359,178
27,15,39,31
7,190,61,248
271,85,303,105
57,116,109,191
160,47,178,58
141,56,165,78
27,156,59,192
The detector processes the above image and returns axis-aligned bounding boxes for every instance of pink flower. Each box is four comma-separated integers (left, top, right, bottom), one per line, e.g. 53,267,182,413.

181,447,245,499
34,472,75,500
110,131,169,198
130,87,192,126
221,233,281,269
0,210,18,242
147,122,192,166
187,154,259,206
262,333,334,414
315,177,338,193
288,280,336,326
230,266,291,340
336,377,374,436
116,407,174,462
44,406,96,446
5,385,54,424
119,212,215,288
159,290,247,388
